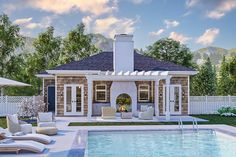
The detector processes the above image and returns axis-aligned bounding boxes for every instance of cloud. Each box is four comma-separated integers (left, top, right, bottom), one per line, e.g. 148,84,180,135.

164,20,179,28
196,28,220,45
149,29,165,37
186,0,200,8
82,16,93,32
94,16,137,38
130,0,151,4
186,0,236,19
169,32,191,43
206,0,236,19
7,0,117,16
13,17,32,25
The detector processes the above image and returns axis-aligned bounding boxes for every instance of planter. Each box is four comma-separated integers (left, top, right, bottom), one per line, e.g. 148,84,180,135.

121,112,132,119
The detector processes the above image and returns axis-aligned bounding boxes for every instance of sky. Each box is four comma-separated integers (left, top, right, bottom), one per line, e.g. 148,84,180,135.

1,0,236,51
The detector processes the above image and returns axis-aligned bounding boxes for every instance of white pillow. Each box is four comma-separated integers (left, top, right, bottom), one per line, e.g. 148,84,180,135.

8,114,19,124
141,105,148,112
38,113,52,122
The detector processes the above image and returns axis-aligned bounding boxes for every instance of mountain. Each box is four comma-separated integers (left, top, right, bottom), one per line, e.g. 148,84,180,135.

15,37,35,54
90,33,113,51
193,46,236,70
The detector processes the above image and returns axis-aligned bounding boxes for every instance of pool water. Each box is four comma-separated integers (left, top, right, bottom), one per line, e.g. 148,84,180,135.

85,130,236,157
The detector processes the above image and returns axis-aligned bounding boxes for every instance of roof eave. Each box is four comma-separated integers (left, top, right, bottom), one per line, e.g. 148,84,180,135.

46,70,101,75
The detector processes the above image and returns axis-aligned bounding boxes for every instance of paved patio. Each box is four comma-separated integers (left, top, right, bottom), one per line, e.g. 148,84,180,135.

56,115,208,123
1,116,236,157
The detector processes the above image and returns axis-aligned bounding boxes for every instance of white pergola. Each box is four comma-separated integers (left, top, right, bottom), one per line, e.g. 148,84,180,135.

0,77,31,96
85,70,172,121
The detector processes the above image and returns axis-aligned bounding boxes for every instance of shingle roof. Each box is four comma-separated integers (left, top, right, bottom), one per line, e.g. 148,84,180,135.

42,51,195,73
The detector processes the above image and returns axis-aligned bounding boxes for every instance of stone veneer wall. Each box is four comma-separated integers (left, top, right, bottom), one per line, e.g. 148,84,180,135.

43,78,55,111
158,77,188,115
93,81,112,103
56,76,88,116
135,81,155,103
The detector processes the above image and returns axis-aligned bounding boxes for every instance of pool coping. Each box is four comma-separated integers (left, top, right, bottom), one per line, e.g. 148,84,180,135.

69,125,236,157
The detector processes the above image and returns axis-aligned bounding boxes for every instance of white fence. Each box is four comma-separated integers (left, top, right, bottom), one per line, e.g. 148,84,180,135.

189,96,236,114
0,96,43,116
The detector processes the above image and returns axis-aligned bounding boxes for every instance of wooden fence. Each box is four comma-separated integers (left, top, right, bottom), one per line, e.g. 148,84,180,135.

189,96,236,114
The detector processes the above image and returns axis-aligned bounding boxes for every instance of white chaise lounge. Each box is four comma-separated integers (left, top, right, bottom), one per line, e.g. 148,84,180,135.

0,140,46,154
37,112,56,127
0,127,52,144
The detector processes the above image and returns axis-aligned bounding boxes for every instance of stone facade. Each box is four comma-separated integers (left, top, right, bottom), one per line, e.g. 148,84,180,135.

56,76,88,116
93,81,112,103
135,81,155,103
44,76,189,116
43,78,55,111
158,77,188,115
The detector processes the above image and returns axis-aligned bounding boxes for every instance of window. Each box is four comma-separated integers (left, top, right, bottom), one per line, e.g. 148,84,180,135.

138,84,150,102
95,84,107,102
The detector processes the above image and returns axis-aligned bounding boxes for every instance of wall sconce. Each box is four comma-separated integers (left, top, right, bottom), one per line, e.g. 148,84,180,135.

182,91,185,97
60,92,63,97
159,93,163,97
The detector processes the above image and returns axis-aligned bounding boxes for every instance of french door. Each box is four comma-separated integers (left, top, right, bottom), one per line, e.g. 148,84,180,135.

64,84,84,115
163,84,182,115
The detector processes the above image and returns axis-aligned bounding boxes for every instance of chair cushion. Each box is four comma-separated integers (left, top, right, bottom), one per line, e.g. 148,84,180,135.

38,112,53,122
36,127,57,136
20,124,32,134
140,105,148,112
38,122,56,127
8,114,19,124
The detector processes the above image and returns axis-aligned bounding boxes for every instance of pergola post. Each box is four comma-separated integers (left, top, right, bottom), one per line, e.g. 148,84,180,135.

154,79,159,117
87,78,93,119
165,77,171,121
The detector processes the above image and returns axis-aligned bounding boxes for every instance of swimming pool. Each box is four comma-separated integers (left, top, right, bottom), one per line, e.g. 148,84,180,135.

85,130,236,157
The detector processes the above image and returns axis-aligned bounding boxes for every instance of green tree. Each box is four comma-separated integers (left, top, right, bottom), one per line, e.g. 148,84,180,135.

191,57,217,96
60,23,98,64
145,38,194,67
0,14,24,77
23,26,62,95
229,56,236,95
217,56,232,95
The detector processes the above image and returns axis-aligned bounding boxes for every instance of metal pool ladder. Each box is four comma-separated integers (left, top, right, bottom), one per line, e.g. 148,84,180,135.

178,118,183,132
192,118,198,132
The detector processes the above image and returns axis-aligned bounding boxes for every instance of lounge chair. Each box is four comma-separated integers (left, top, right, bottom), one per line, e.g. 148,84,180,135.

0,127,52,144
101,107,116,119
138,107,154,120
6,114,32,134
0,140,46,154
37,112,56,127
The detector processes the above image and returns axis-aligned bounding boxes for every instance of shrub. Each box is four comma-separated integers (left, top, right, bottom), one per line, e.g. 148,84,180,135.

218,106,236,116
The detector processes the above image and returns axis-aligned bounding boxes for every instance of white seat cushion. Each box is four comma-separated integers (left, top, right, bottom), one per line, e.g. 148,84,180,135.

20,124,32,134
38,122,56,127
38,112,53,122
8,114,19,124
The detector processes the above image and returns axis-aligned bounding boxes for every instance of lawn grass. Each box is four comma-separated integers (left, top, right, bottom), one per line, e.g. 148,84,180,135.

193,115,236,127
69,115,236,127
0,117,36,128
0,117,7,128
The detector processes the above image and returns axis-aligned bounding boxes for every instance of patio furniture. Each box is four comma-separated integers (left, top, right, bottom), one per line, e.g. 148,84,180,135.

101,107,116,119
36,127,58,136
37,112,56,127
6,114,32,134
0,127,52,144
139,107,154,120
121,112,132,119
0,140,46,154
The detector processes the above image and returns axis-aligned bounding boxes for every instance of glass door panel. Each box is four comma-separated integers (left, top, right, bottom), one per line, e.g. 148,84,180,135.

76,86,82,112
66,86,72,112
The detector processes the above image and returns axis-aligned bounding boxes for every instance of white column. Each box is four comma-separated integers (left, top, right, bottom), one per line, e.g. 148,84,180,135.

154,80,159,117
87,78,93,119
165,77,171,121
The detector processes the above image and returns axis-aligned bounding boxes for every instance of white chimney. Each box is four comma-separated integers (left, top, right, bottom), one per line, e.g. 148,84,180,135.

113,34,134,72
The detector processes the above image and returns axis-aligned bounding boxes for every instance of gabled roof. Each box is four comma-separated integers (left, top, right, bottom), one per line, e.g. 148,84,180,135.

48,51,195,72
